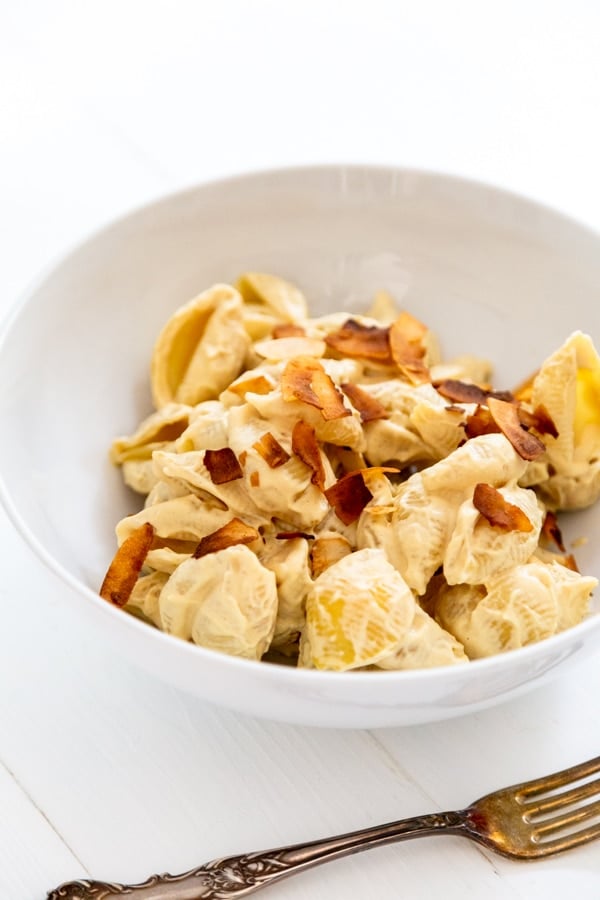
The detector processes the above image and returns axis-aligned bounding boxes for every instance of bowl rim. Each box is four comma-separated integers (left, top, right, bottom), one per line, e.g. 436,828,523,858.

1,160,599,688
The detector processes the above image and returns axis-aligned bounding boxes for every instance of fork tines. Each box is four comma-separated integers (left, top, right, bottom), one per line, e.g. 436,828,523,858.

517,755,600,850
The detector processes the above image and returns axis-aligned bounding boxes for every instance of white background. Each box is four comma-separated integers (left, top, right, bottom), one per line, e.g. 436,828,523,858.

1,2,599,897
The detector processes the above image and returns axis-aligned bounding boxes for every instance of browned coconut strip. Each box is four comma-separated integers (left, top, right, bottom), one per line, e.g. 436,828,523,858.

541,510,566,552
464,405,501,439
310,535,352,579
281,356,350,421
100,523,155,607
324,319,393,364
563,554,580,572
204,448,244,483
388,313,430,383
324,471,373,525
340,383,389,422
193,518,260,559
324,467,399,525
437,379,515,405
253,432,291,468
437,379,490,405
473,483,533,532
291,420,326,491
486,397,546,460
518,403,559,439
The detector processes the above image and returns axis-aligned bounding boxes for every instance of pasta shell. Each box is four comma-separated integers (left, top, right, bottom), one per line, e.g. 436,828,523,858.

552,563,597,631
159,545,278,659
124,571,168,626
247,385,365,451
119,492,245,573
429,354,493,386
443,486,543,585
365,289,399,325
300,548,415,671
151,449,265,522
144,477,191,507
314,507,358,546
358,435,529,594
236,272,308,322
420,433,527,494
376,605,467,669
259,536,312,651
111,403,191,463
117,493,234,546
536,467,600,511
527,331,600,509
226,403,331,530
361,380,469,465
122,459,161,495
435,560,597,658
363,421,427,467
175,401,230,452
151,284,250,408
358,474,453,595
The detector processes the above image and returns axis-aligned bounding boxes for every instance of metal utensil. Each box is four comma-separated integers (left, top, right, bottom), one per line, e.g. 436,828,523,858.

47,755,600,899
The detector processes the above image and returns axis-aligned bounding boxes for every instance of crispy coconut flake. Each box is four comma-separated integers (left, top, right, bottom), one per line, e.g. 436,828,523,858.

563,554,580,572
324,319,392,364
392,310,428,345
487,397,546,460
250,471,260,487
253,432,291,468
518,403,559,439
324,467,399,525
340,383,389,422
291,420,326,491
473,483,534,533
204,447,244,483
388,313,430,383
324,471,373,525
272,323,306,338
281,356,350,420
228,374,274,397
541,510,566,552
193,518,260,559
437,379,490,404
464,405,500,439
310,535,352,579
100,523,155,607
437,379,515,405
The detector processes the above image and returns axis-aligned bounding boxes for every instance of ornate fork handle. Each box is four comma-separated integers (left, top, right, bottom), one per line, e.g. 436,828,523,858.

48,811,466,899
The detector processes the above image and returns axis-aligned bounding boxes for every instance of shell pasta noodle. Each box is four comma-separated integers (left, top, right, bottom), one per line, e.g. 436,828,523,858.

102,273,600,671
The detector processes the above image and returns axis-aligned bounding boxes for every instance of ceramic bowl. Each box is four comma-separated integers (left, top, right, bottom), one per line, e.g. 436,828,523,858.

0,165,599,727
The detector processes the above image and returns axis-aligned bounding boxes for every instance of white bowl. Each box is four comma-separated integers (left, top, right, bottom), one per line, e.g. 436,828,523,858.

0,165,599,728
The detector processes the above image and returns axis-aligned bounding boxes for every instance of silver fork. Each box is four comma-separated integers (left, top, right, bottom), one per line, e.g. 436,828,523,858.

47,755,600,899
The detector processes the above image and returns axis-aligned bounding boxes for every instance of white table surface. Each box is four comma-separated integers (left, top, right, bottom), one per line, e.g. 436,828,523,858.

1,2,599,897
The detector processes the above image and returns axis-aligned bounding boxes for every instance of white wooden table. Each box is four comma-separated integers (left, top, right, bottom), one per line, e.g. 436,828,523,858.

1,3,599,897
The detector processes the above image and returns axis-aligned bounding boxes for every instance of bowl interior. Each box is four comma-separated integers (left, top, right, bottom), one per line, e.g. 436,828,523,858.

0,165,599,699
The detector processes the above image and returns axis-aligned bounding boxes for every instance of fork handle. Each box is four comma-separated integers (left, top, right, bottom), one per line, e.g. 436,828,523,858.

47,810,466,898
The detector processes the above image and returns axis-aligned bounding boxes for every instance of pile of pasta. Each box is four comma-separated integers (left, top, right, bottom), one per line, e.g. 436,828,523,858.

101,273,600,670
